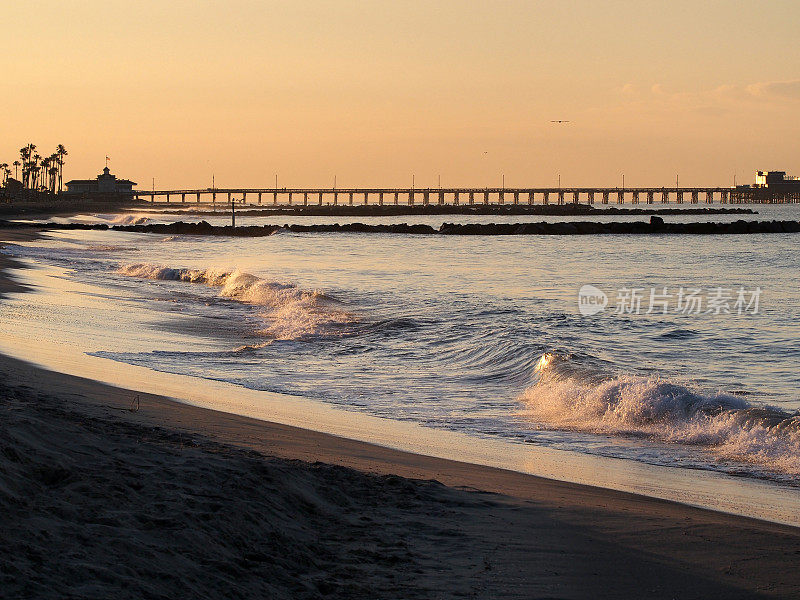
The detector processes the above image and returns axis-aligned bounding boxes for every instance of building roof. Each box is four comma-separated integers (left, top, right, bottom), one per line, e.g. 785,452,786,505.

66,168,137,187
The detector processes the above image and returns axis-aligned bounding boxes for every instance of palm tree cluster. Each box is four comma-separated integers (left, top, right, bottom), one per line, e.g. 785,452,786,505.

1,143,68,193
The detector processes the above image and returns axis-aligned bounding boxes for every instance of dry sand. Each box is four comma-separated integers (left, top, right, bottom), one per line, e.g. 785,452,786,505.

2,228,800,599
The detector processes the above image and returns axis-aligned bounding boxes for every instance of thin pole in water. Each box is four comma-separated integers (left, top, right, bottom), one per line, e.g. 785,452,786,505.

231,196,235,228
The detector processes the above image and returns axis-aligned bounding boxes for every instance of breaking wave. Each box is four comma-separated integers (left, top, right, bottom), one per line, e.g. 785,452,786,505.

85,244,138,252
110,214,151,225
70,213,152,225
233,341,274,353
117,263,353,340
520,353,800,477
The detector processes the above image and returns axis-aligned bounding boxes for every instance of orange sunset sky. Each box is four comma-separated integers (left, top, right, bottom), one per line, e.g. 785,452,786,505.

3,1,799,189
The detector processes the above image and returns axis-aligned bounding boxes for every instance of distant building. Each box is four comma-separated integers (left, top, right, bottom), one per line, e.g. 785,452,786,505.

65,167,137,196
754,170,800,191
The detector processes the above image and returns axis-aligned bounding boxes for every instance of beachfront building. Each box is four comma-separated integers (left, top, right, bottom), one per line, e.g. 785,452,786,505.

65,167,137,196
754,170,800,191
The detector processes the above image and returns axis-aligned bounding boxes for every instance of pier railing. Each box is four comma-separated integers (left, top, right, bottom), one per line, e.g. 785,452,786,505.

131,187,799,206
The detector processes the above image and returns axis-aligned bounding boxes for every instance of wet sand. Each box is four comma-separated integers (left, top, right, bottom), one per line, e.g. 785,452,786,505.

2,229,800,598
0,229,38,298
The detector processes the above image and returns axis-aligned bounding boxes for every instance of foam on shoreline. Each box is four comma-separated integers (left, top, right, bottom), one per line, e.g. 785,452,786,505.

521,354,800,479
117,263,353,340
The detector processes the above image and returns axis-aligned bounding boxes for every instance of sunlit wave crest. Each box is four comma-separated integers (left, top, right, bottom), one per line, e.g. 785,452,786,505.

117,263,354,340
521,353,800,477
109,214,151,225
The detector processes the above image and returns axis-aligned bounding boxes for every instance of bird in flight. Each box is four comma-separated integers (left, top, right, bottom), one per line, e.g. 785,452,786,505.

550,120,571,123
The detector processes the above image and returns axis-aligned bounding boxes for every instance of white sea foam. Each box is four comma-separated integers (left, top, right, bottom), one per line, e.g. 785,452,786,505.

110,214,151,225
85,244,138,252
117,263,353,340
233,341,274,353
520,353,800,476
75,213,151,225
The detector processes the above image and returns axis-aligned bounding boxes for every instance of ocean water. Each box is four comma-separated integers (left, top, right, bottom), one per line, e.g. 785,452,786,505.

3,205,799,490
25,203,792,228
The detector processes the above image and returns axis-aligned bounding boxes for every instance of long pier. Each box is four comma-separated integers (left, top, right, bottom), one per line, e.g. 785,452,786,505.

134,187,799,206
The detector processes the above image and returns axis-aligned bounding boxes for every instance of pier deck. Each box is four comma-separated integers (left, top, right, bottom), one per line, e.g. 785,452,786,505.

133,187,799,206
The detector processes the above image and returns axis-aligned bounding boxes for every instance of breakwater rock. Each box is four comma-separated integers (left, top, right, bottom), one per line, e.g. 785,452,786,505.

145,204,756,218
2,218,799,236
114,218,800,235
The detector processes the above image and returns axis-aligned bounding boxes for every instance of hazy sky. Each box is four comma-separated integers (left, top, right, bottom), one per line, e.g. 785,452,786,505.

3,1,799,189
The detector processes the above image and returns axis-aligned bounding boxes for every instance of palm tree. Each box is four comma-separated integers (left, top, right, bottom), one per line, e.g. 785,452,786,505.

56,144,67,193
19,146,30,188
49,153,58,192
0,164,7,186
39,156,50,190
45,154,53,192
20,144,36,188
32,154,42,190
12,160,20,180
49,164,58,193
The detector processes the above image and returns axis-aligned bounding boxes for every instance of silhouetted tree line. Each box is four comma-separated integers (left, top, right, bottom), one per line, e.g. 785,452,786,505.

1,143,68,194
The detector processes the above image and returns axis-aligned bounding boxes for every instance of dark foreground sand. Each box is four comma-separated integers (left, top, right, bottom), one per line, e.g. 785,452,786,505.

0,230,35,299
2,231,800,599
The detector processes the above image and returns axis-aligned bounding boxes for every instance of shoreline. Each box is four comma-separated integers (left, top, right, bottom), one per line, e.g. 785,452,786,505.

2,352,800,597
2,227,799,515
0,229,39,298
3,229,800,596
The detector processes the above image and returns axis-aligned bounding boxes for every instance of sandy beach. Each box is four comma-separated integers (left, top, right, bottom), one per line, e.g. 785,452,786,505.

2,228,800,599
0,229,36,299
7,2,800,595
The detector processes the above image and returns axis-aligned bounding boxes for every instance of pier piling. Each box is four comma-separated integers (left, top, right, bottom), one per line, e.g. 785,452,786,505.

135,185,793,208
